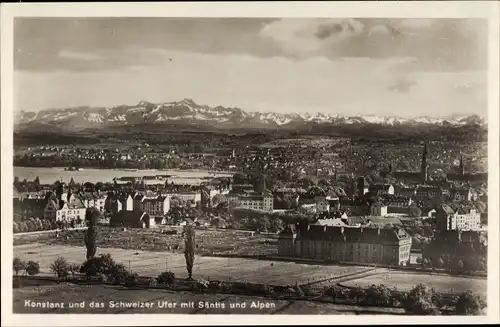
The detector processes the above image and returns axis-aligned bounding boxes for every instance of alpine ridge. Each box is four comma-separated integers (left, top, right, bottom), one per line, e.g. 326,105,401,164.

15,98,487,132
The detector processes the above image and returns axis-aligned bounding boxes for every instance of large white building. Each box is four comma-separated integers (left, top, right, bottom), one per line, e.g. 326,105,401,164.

228,190,274,212
44,192,86,223
80,192,108,213
436,205,481,231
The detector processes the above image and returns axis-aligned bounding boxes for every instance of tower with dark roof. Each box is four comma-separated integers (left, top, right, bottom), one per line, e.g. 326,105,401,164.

420,144,428,183
459,154,465,175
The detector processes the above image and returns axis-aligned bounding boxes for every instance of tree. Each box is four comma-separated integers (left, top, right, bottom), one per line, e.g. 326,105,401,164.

233,173,247,185
34,217,44,231
80,254,117,278
13,258,26,276
84,207,100,259
18,221,28,233
157,271,176,286
42,219,52,230
69,263,81,279
436,257,444,269
212,194,228,208
68,177,76,189
409,205,422,217
228,199,241,209
25,220,35,232
454,291,486,315
402,284,441,315
50,257,70,280
25,261,40,276
109,263,130,285
184,225,196,280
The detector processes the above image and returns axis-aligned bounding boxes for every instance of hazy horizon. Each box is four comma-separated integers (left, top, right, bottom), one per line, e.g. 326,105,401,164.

14,18,488,118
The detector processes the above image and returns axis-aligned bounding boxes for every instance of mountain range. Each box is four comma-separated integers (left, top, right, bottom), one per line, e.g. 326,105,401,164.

14,98,486,132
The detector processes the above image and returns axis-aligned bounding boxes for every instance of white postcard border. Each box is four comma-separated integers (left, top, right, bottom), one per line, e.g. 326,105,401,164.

1,1,499,326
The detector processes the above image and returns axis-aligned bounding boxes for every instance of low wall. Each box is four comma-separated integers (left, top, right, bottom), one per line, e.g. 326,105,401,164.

14,226,87,237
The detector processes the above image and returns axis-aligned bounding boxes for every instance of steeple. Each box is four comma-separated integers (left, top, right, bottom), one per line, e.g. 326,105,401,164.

459,154,464,175
420,143,428,183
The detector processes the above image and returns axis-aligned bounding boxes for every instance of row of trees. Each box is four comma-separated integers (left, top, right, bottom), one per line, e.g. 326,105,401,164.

13,217,83,233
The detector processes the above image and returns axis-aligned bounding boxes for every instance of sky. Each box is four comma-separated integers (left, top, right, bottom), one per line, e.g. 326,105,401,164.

14,18,488,118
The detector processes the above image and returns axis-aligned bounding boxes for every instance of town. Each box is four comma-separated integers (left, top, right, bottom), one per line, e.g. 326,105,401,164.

14,138,488,265
10,15,491,317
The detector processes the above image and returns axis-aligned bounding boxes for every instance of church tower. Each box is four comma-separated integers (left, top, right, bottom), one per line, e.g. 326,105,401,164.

459,154,464,175
420,143,428,183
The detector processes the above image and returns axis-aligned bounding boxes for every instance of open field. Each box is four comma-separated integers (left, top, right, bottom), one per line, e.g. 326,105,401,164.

13,283,405,314
341,271,487,297
14,243,487,296
14,244,370,286
17,226,280,257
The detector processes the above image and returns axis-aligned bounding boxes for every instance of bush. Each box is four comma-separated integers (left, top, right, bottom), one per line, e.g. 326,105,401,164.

80,254,116,278
50,257,70,280
34,217,44,231
18,222,28,233
25,261,40,276
157,271,176,285
454,291,487,315
13,257,26,276
69,263,81,278
25,220,35,232
42,219,53,230
109,263,130,285
364,284,393,306
13,222,19,234
13,277,23,289
403,284,441,315
125,273,139,287
51,220,59,230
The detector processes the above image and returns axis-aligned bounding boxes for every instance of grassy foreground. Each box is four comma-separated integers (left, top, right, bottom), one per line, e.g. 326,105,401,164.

14,282,405,315
15,226,278,257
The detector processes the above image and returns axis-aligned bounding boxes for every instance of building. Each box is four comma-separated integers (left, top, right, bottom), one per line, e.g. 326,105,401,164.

141,195,170,218
105,193,133,215
315,197,341,213
169,191,202,204
43,193,86,223
436,205,481,231
393,144,428,184
80,192,107,213
450,188,478,202
370,202,388,216
394,186,417,198
335,197,366,216
368,184,395,196
415,186,444,200
380,194,413,207
278,223,412,266
356,177,369,196
110,211,154,228
313,218,347,227
422,230,487,271
447,154,488,182
230,190,274,212
15,198,48,220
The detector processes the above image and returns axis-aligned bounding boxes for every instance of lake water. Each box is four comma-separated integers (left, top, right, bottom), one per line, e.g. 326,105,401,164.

14,167,234,185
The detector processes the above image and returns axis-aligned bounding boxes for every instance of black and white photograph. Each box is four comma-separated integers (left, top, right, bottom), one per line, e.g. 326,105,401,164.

1,1,499,325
